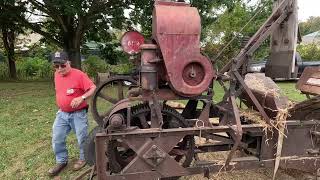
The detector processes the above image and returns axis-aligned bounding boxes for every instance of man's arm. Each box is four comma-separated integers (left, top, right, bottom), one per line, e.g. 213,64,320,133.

70,84,96,109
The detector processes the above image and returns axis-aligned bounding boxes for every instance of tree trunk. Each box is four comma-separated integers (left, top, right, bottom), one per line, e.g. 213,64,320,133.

64,34,82,70
1,28,17,79
65,46,81,70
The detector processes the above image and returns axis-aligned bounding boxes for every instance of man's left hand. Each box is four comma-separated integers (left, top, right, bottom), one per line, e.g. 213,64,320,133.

70,97,84,109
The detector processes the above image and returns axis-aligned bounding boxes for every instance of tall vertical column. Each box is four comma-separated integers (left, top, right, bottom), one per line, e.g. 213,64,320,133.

266,0,298,79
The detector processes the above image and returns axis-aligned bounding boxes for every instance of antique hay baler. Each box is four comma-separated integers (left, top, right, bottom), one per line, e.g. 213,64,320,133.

81,0,320,179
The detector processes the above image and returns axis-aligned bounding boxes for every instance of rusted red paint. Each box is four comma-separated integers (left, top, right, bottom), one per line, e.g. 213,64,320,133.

82,1,320,180
152,3,215,97
121,31,145,55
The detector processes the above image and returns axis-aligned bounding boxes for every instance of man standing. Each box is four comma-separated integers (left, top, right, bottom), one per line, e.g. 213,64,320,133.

48,51,96,176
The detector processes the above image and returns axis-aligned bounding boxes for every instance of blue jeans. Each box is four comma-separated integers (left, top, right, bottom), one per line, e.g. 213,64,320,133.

52,109,88,164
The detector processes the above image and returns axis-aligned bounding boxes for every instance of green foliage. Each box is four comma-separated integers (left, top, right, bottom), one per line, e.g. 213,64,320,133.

12,0,133,67
0,0,25,31
27,43,59,60
203,0,273,68
109,63,134,74
0,62,9,80
0,54,134,80
299,16,320,36
82,55,134,77
15,57,53,80
6,0,254,67
0,0,26,79
99,43,127,65
82,55,108,78
297,43,320,60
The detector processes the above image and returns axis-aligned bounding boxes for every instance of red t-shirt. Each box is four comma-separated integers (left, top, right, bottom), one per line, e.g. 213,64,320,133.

54,68,94,112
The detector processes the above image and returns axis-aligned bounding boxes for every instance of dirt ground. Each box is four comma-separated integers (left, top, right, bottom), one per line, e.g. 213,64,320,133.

182,168,318,180
180,150,317,180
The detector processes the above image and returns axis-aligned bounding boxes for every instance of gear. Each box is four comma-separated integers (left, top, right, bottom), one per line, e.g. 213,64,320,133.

107,103,195,175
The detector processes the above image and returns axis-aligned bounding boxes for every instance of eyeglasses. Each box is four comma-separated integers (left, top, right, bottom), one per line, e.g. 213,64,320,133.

53,64,67,69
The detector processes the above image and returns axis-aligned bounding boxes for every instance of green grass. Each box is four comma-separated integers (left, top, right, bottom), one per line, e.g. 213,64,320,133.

0,80,306,179
0,81,98,179
277,81,307,102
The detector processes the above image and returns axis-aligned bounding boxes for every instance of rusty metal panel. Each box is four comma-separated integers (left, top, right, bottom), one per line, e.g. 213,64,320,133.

152,3,214,96
289,96,320,120
260,122,316,161
296,66,320,95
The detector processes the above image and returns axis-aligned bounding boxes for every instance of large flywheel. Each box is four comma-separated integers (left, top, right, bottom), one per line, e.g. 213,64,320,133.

91,76,138,126
107,103,195,175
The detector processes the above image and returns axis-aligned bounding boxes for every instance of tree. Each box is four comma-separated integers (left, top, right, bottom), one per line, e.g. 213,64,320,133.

126,0,240,38
14,0,131,69
202,0,273,67
0,0,24,79
300,16,320,36
2,0,243,70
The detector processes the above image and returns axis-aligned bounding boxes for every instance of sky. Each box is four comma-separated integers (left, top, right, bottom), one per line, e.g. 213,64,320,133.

298,0,320,21
248,0,320,22
28,0,320,24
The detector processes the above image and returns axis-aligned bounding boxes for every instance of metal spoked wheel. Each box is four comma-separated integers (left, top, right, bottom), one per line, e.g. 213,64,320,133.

91,76,138,126
107,103,195,177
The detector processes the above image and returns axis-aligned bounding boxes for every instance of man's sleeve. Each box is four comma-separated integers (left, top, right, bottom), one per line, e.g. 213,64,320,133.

81,72,95,91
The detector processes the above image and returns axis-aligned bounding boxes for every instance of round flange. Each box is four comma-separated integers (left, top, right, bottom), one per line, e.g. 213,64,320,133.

182,62,205,86
120,31,145,55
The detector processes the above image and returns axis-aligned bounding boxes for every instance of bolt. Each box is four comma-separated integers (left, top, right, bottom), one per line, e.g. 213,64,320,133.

152,145,157,150
189,72,196,78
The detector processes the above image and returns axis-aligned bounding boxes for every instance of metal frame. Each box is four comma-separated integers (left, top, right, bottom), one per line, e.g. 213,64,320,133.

92,120,320,180
77,0,320,179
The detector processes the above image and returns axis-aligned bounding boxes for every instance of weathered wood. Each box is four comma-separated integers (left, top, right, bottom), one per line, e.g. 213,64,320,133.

266,0,298,79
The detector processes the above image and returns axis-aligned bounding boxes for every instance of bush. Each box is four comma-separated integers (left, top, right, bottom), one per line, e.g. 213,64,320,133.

297,43,320,61
0,62,9,80
82,55,136,78
0,54,136,80
26,43,59,60
109,63,135,74
16,57,53,80
82,55,109,77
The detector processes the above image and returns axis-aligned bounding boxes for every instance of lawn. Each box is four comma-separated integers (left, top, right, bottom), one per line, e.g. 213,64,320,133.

0,81,98,179
0,81,307,179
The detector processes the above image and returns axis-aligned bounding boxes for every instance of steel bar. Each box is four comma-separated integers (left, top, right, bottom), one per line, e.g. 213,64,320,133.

225,95,243,166
102,125,264,138
233,71,271,124
95,134,107,180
